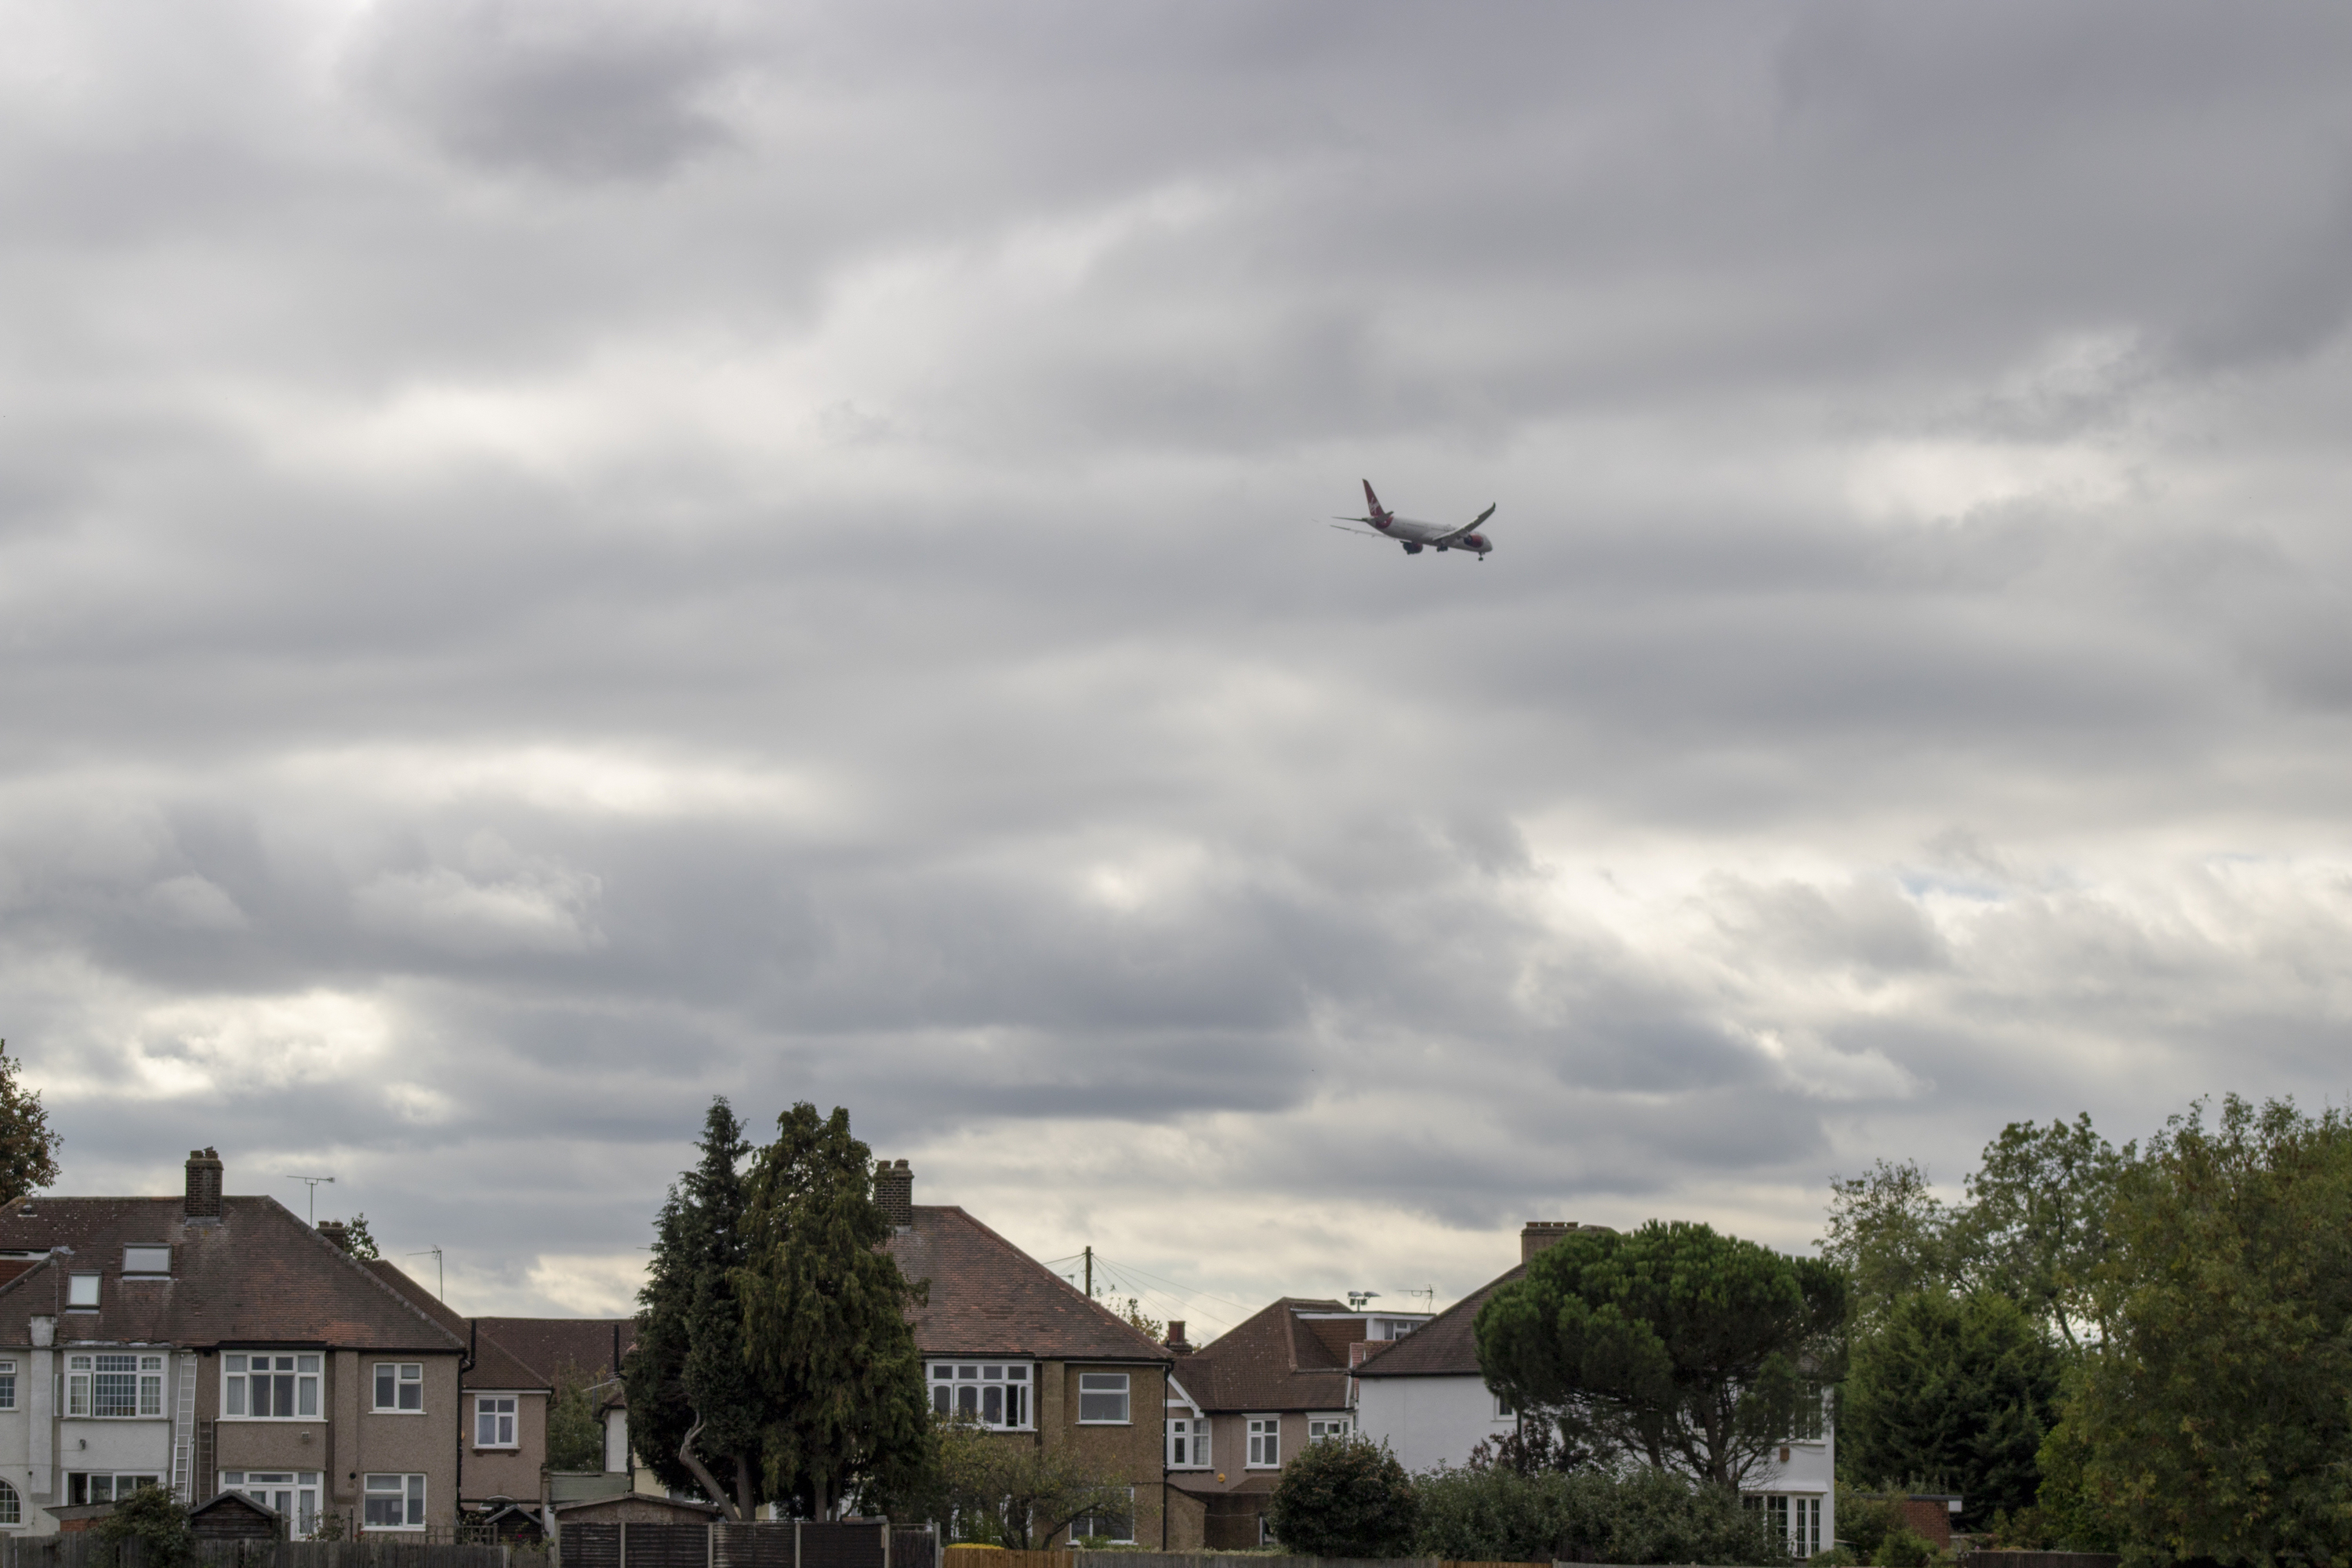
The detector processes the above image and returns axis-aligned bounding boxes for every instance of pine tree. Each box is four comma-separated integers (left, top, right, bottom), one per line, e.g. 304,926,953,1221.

737,1103,931,1519
0,1043,61,1204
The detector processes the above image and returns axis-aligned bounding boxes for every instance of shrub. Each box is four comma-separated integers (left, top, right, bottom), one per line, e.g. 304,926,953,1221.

96,1484,198,1566
1871,1526,1937,1568
1266,1434,1418,1557
1835,1489,1901,1559
1414,1464,1785,1566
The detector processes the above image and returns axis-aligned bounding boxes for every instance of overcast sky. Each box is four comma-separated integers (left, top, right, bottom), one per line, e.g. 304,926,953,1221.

7,0,2352,1330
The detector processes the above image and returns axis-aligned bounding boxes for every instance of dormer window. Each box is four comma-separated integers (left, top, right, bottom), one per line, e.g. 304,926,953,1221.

67,1274,100,1308
122,1247,170,1277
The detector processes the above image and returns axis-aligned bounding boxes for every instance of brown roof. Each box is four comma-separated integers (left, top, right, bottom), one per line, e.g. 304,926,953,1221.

471,1317,635,1385
1351,1262,1526,1378
1173,1298,1359,1414
0,1196,466,1352
362,1261,549,1392
884,1206,1172,1363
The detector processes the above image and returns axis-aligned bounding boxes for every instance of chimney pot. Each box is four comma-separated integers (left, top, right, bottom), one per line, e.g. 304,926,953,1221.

873,1160,913,1232
1165,1320,1189,1353
184,1148,224,1222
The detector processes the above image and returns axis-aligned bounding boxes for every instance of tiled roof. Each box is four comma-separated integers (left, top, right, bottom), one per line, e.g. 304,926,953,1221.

0,1196,464,1352
884,1206,1171,1363
362,1261,549,1392
471,1317,635,1385
1172,1298,1353,1414
1352,1263,1526,1378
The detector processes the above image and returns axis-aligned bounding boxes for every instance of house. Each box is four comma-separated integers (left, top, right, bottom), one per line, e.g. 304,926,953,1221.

874,1160,1171,1547
0,1149,470,1538
1159,1298,1432,1549
468,1316,645,1499
1352,1221,1835,1560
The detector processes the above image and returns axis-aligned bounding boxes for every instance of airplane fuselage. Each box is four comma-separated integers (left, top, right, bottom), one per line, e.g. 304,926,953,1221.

1372,514,1492,555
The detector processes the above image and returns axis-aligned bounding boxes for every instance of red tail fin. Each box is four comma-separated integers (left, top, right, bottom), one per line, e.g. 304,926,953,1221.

1362,480,1388,521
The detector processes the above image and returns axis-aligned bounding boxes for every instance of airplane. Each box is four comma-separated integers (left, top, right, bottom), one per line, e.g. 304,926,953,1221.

1331,481,1495,557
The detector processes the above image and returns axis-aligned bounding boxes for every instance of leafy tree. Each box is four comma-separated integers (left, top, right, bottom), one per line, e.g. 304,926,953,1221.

1479,1220,1846,1488
1465,1419,1584,1476
323,1214,380,1260
736,1102,931,1519
96,1483,197,1564
1266,1433,1417,1556
0,1042,60,1204
1109,1294,1163,1341
1956,1115,2133,1349
2057,1094,2352,1566
546,1359,608,1473
933,1415,1131,1548
1822,1159,1958,1334
627,1098,761,1515
1841,1290,2062,1526
1414,1464,1787,1565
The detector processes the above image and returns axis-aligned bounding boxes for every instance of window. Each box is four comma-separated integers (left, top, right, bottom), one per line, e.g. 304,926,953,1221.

66,1355,164,1418
1069,1488,1134,1545
1308,1415,1352,1443
362,1473,426,1530
67,1274,99,1308
1789,1381,1827,1442
1167,1417,1210,1468
224,1353,321,1418
1751,1495,1822,1559
1076,1372,1130,1424
475,1395,517,1447
375,1362,423,1411
67,1475,162,1506
1493,1392,1515,1421
122,1246,171,1276
224,1472,321,1536
0,1477,17,1527
927,1363,1033,1429
1246,1415,1279,1468
0,1359,15,1410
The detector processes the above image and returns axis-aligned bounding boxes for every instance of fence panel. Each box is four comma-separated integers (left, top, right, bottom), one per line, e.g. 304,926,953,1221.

941,1552,1063,1568
887,1532,932,1568
712,1526,793,1568
797,1524,882,1568
622,1528,707,1568
563,1526,622,1568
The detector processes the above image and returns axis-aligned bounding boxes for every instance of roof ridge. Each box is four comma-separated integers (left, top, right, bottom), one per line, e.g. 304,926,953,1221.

906,1206,1171,1363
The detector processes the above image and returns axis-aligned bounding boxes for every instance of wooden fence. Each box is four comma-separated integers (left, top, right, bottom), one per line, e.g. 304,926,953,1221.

557,1521,916,1568
0,1541,515,1568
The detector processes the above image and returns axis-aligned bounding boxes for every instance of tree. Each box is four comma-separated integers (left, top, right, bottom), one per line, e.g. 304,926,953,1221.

0,1042,60,1204
1821,1159,1958,1334
1414,1464,1787,1566
96,1483,196,1564
1956,1115,2133,1350
1841,1290,2063,1526
1110,1295,1163,1341
546,1359,608,1473
934,1416,1131,1548
2056,1094,2352,1566
1478,1220,1846,1489
323,1214,380,1261
736,1102,931,1519
1266,1433,1418,1556
626,1098,763,1516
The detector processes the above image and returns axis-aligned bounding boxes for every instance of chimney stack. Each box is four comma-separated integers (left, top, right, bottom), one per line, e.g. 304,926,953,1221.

1522,1221,1574,1262
184,1148,223,1222
318,1220,350,1252
1165,1321,1190,1354
873,1159,913,1232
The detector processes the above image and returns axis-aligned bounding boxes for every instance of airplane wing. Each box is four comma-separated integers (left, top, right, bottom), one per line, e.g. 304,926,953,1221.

1328,523,1388,539
1432,503,1497,546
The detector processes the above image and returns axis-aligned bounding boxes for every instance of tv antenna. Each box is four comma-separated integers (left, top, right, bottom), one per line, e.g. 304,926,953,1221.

1402,1285,1436,1313
1347,1290,1381,1310
406,1247,444,1301
283,1174,336,1226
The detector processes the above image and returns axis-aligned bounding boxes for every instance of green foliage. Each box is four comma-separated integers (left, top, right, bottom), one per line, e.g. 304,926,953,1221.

324,1214,379,1260
1832,1486,1898,1559
1869,1526,1936,1568
2022,1409,2118,1553
628,1098,758,1512
736,1102,931,1519
0,1043,60,1205
2056,1094,2352,1565
546,1358,608,1473
1265,1433,1417,1557
1821,1160,1958,1337
1414,1464,1787,1566
933,1415,1130,1548
1842,1291,2062,1526
1478,1219,1846,1487
1957,1115,2133,1350
96,1484,197,1565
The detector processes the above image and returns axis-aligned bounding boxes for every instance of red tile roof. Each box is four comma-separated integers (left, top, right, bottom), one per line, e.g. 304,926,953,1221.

885,1207,1171,1363
1351,1262,1526,1378
0,1196,465,1352
1171,1298,1360,1414
362,1261,550,1392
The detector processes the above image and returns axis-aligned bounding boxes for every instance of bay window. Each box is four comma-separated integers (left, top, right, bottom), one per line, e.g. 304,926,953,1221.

66,1354,164,1418
927,1362,1033,1429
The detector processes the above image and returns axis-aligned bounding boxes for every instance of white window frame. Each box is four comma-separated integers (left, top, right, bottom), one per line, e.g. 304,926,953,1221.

223,1353,322,1420
67,1274,99,1308
1751,1494,1822,1559
1493,1390,1515,1421
1307,1414,1352,1443
0,1359,15,1411
926,1362,1035,1431
65,1354,165,1418
362,1473,426,1531
1166,1415,1210,1468
1246,1414,1280,1468
122,1246,171,1277
223,1471,321,1537
1788,1381,1828,1443
1069,1486,1135,1545
373,1362,424,1413
1076,1371,1131,1425
0,1476,18,1528
474,1393,518,1448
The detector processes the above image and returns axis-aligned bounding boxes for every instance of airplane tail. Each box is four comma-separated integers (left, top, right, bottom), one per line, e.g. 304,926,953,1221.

1362,480,1391,524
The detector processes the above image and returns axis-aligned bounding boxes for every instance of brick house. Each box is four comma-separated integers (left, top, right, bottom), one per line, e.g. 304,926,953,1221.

0,1149,469,1538
1159,1298,1430,1548
874,1160,1171,1547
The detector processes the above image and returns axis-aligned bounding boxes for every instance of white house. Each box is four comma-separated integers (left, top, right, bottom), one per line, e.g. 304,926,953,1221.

1351,1222,1835,1560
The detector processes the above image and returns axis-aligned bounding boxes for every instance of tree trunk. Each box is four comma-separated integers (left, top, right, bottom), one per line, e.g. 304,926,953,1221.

678,1414,746,1523
735,1453,755,1523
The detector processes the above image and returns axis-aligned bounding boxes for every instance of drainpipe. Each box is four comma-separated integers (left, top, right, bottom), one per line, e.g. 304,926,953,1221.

458,1320,478,1532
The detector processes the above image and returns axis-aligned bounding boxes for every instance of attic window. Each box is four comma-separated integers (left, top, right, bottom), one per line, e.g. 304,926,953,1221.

123,1246,170,1276
67,1273,100,1308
